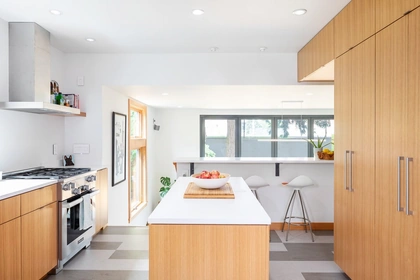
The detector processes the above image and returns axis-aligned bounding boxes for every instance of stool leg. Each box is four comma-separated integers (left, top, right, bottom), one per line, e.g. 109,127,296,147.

297,190,308,233
300,194,315,242
282,190,296,232
286,190,297,241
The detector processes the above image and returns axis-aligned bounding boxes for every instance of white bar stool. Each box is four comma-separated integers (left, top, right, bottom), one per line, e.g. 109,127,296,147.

245,175,269,202
281,175,315,242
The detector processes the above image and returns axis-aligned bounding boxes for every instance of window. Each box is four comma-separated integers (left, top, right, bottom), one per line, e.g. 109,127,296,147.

200,115,334,157
128,99,147,222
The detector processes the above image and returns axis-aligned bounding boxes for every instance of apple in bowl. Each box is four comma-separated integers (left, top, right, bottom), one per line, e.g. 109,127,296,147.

191,170,230,189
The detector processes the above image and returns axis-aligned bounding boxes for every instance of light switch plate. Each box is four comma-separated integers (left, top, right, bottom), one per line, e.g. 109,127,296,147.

73,143,90,154
77,76,84,86
53,144,58,155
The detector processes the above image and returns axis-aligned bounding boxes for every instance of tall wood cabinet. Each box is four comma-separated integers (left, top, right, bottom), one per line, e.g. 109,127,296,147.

334,36,376,279
95,168,108,234
376,0,420,32
376,7,420,279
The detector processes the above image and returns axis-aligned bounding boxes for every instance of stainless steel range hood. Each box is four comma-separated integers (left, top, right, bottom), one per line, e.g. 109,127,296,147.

0,22,81,115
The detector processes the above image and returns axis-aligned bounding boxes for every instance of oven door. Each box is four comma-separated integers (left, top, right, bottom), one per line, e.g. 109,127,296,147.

58,190,100,261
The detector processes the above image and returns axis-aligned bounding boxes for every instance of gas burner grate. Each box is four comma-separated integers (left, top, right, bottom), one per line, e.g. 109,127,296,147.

4,168,91,179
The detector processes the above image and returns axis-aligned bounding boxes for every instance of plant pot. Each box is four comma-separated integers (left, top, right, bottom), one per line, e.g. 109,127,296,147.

313,148,322,160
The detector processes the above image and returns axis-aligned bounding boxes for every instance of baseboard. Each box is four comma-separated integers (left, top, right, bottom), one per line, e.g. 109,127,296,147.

270,222,334,231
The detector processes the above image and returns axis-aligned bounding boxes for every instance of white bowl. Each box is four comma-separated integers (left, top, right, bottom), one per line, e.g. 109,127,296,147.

191,173,230,189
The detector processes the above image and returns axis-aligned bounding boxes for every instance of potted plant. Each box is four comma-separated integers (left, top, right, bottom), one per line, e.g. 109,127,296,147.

159,176,175,198
306,135,330,160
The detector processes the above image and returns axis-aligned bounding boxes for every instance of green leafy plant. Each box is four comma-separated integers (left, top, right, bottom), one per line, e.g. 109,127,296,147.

159,176,174,198
306,134,330,149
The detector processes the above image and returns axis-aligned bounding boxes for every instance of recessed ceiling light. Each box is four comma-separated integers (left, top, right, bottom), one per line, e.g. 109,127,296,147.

259,47,267,52
292,9,307,16
306,92,313,96
50,9,62,15
210,47,218,52
162,92,169,96
192,9,204,15
86,38,95,42
177,105,183,108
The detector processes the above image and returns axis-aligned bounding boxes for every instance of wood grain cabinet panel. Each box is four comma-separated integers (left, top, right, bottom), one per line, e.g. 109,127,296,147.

376,0,418,32
22,202,57,280
334,1,354,57
21,184,57,215
352,0,375,48
334,36,375,279
95,168,108,233
0,195,20,224
0,218,21,280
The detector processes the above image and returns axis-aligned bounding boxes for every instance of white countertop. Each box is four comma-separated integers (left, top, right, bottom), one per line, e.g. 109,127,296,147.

174,157,333,164
148,177,271,225
0,179,58,200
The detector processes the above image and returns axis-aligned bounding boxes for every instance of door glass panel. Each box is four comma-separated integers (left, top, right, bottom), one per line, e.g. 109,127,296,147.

130,149,140,209
204,119,235,157
241,119,272,157
130,110,141,138
277,119,308,157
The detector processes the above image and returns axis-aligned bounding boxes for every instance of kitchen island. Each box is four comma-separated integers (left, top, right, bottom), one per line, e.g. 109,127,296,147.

148,176,271,280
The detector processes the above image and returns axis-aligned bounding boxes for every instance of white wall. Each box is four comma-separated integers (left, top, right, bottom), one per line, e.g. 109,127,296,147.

0,19,65,172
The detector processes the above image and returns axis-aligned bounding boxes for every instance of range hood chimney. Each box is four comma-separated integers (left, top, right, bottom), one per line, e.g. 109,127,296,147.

0,22,80,115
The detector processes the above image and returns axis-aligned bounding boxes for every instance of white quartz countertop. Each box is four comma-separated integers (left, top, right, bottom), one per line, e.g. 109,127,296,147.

0,179,58,200
174,157,333,164
148,177,271,225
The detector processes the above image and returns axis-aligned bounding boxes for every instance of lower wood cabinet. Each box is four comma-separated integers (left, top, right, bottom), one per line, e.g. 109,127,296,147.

0,217,22,280
95,168,108,234
22,202,58,280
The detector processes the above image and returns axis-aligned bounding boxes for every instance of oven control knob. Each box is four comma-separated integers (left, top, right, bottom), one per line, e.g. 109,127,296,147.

81,185,89,191
69,182,76,189
72,188,81,195
62,183,70,191
86,175,97,182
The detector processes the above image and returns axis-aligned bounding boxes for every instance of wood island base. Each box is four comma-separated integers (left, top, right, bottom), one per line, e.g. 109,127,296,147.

149,224,269,280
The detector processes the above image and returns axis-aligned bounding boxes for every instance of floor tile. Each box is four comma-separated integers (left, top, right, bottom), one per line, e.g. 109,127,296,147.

270,243,288,251
270,230,282,243
269,261,305,279
313,230,334,236
302,272,351,280
270,243,334,261
47,270,149,280
110,250,149,260
93,234,149,250
99,226,149,235
275,230,334,243
88,241,122,250
292,261,343,272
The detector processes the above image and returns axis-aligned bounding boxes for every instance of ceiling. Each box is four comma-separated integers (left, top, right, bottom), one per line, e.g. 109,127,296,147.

110,85,334,109
0,0,347,109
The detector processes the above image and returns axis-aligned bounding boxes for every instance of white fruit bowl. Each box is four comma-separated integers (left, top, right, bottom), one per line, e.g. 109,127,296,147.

191,173,230,189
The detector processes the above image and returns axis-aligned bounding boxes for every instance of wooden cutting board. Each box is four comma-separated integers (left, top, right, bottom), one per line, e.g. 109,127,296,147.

184,182,235,199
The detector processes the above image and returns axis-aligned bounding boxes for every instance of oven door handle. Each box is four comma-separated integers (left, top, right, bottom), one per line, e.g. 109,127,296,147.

62,197,83,209
89,189,100,197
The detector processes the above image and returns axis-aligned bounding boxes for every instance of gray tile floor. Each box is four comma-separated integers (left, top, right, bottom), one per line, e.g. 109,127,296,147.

47,226,349,280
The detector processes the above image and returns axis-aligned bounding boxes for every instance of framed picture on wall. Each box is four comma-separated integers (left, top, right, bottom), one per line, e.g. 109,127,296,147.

112,112,127,186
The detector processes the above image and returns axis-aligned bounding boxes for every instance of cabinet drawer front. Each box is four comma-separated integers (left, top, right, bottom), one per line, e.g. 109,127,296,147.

21,184,57,215
0,196,20,224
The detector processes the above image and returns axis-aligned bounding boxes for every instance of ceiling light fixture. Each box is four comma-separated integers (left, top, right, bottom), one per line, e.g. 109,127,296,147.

306,92,313,96
50,10,62,15
162,92,169,96
292,9,307,16
259,47,267,52
210,47,218,52
86,38,95,42
192,9,204,15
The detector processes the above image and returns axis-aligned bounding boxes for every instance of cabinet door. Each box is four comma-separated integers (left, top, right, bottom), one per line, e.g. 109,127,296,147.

404,7,420,279
376,0,417,32
0,218,21,280
333,49,353,274
22,202,57,280
375,16,408,280
334,1,354,57
350,36,376,279
352,0,376,47
95,168,108,233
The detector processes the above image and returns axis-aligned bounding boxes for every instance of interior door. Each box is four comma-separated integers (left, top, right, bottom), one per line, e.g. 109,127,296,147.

333,48,353,275
350,36,376,279
375,15,408,280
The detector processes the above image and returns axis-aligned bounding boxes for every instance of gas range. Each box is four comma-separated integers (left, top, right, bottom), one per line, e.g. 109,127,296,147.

3,167,97,201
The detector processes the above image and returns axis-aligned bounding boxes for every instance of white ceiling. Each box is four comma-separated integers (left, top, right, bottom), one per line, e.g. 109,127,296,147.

110,85,334,109
0,0,346,109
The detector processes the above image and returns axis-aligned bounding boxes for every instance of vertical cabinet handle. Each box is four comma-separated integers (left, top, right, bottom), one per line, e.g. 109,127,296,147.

344,150,350,190
349,151,354,192
397,156,404,212
406,157,413,215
